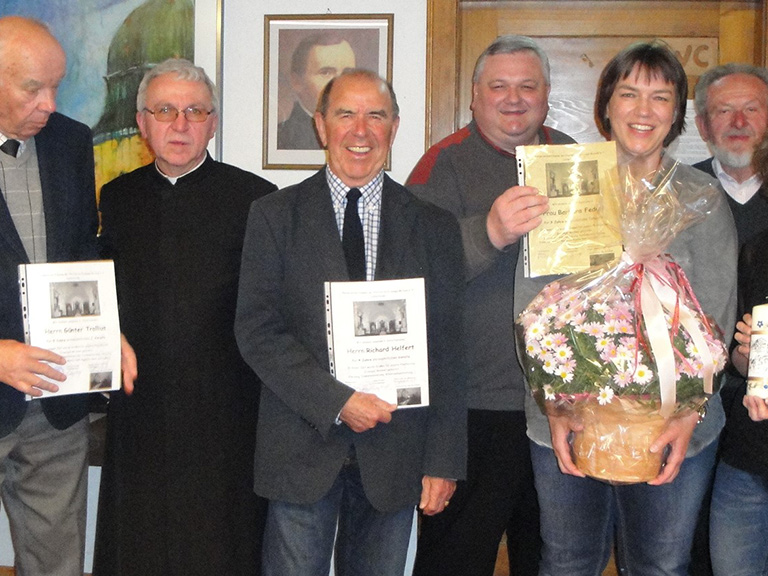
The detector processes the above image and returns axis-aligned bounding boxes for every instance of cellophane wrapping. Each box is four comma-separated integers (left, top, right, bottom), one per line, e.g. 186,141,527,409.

516,160,728,482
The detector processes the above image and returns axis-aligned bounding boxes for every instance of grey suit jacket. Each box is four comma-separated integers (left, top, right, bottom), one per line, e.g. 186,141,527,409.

0,112,98,437
235,169,466,512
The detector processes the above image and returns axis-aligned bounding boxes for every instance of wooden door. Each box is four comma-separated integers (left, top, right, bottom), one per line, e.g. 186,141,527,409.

425,0,766,160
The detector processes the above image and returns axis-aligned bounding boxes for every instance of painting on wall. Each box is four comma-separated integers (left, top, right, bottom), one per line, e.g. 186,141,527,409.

0,0,220,196
263,14,393,170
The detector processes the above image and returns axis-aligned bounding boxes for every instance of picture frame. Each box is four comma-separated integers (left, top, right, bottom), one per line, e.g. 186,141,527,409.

263,14,394,170
195,0,224,159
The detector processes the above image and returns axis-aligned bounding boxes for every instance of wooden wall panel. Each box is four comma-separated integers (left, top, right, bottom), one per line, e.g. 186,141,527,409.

763,0,768,64
425,0,460,146
719,3,760,62
426,0,765,149
490,2,722,36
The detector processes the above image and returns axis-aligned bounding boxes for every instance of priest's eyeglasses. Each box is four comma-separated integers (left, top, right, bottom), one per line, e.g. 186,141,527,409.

143,106,213,123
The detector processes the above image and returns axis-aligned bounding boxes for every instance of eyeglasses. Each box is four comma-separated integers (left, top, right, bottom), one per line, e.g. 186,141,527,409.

143,106,214,123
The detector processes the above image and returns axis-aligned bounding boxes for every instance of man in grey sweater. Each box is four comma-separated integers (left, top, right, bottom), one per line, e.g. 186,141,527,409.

407,35,575,576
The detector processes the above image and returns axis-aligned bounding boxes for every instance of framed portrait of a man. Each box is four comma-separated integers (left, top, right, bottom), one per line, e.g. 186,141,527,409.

263,14,393,169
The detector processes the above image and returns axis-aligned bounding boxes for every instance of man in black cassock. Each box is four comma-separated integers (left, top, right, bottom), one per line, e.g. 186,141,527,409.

93,58,277,576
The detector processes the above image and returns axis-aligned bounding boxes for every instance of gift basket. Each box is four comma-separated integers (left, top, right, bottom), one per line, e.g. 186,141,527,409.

516,160,728,483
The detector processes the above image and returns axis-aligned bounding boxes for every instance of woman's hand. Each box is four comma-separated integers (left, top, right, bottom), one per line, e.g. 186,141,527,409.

647,410,698,485
547,412,586,477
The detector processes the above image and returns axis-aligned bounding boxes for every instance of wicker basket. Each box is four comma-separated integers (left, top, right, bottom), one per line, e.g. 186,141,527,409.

571,397,668,484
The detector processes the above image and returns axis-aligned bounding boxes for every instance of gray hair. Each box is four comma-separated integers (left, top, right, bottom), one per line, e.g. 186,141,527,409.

694,63,768,116
136,58,219,112
317,69,399,119
472,35,551,85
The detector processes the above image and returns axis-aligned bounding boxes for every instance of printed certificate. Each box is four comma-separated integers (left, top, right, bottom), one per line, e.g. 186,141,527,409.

518,141,623,277
19,260,121,398
325,278,429,408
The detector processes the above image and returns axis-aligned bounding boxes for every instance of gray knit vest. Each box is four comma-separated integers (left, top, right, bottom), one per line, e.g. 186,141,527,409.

0,138,46,263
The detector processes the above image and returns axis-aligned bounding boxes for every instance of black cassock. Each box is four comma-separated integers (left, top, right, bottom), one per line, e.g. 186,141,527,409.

93,157,276,576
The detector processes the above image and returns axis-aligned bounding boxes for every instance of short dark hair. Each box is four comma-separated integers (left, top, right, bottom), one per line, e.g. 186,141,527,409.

317,69,399,119
595,40,687,147
291,33,350,76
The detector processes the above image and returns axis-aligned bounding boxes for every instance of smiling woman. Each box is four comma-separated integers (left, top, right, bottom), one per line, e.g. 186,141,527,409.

595,40,688,178
526,40,739,576
606,74,676,172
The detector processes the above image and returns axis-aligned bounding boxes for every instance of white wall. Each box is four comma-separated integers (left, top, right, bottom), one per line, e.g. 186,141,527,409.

220,0,428,189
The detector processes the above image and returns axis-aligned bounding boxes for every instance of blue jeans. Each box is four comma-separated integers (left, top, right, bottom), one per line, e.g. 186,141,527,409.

530,438,717,576
710,460,768,576
262,451,414,576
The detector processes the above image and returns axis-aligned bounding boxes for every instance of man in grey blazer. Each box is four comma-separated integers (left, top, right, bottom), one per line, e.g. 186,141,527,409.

0,16,136,576
236,69,466,575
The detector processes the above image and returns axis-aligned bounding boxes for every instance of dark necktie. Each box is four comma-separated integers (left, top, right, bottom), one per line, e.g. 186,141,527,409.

342,188,365,281
0,139,20,157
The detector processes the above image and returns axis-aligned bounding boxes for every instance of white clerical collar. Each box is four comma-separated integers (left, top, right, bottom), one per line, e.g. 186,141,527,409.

712,158,762,205
155,155,207,185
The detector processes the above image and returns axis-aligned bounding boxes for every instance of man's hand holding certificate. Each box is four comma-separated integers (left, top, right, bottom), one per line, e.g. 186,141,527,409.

325,278,430,409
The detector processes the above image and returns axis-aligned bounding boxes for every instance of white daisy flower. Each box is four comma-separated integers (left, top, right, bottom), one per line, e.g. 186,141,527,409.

633,364,653,385
526,322,546,341
597,386,615,405
554,345,573,363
